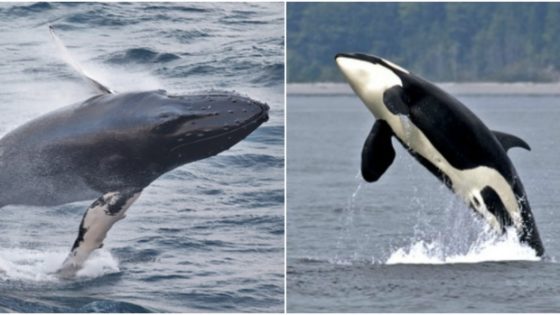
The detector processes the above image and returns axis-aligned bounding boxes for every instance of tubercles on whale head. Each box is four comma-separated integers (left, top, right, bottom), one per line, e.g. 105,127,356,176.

335,53,405,119
149,93,268,137
97,90,269,177
147,92,269,168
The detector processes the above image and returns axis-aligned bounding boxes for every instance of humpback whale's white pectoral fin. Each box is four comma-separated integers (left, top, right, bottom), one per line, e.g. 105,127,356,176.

56,188,142,278
48,25,115,95
492,130,531,152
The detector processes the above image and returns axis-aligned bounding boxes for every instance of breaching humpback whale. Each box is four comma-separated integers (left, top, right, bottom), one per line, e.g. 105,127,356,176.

0,27,269,277
335,53,544,256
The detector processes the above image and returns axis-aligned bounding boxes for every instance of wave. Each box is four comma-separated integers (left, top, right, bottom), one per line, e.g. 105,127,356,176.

250,63,284,87
2,2,53,16
64,11,139,28
107,48,180,64
232,189,285,208
244,125,284,145
143,5,211,13
76,300,153,312
200,214,284,234
0,295,152,313
212,153,284,169
171,29,212,43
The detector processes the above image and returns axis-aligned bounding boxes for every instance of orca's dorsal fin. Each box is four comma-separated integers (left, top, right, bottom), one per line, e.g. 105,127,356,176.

361,119,396,182
49,25,115,94
493,130,531,152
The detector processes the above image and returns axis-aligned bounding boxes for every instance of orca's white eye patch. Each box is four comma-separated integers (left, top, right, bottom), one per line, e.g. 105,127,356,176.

335,57,402,92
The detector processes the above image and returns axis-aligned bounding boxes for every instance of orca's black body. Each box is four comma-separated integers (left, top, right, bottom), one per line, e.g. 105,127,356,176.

336,53,544,256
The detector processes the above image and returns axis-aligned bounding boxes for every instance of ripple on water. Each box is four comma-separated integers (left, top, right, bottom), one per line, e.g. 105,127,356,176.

77,300,153,313
212,153,284,170
106,48,181,64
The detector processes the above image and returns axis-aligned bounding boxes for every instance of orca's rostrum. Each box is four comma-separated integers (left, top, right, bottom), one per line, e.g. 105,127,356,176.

335,53,544,256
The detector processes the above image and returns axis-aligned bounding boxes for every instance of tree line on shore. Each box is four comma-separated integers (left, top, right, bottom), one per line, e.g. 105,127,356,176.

288,3,560,83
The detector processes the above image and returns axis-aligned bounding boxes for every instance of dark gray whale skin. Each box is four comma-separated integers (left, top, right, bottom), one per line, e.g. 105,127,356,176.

0,90,269,207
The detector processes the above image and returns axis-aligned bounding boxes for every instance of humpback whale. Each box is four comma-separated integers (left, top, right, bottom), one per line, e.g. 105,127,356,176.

335,53,544,256
0,27,269,277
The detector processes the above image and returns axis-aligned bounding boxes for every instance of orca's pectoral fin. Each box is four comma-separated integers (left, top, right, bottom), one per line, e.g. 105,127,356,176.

49,25,115,95
361,119,396,182
492,130,531,152
56,188,142,278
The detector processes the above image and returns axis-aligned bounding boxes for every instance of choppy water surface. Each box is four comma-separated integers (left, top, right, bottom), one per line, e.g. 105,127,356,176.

287,94,560,312
0,2,284,312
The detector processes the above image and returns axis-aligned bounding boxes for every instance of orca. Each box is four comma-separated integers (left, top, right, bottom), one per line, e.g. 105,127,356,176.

335,52,544,256
0,27,269,277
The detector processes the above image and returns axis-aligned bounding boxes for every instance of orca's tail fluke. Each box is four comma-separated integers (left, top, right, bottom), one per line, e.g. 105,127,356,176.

48,25,115,95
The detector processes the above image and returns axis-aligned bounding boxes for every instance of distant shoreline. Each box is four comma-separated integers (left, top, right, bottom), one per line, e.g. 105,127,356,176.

287,82,560,96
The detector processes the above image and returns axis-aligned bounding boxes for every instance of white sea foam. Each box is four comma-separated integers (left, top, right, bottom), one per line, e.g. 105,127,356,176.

386,227,540,265
0,247,119,281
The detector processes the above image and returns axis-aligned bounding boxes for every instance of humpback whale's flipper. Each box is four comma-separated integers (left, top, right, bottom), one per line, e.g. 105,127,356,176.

492,130,531,152
49,25,115,94
56,189,141,278
361,119,396,182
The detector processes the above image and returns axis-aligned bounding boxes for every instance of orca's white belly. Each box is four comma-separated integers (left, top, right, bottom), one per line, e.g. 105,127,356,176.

386,114,523,231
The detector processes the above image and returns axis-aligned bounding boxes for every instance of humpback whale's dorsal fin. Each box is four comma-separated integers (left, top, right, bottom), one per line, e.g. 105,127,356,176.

49,25,115,94
493,130,531,152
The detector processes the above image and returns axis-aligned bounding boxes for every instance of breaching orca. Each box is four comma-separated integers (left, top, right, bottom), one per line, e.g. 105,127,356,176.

0,27,269,277
335,53,544,256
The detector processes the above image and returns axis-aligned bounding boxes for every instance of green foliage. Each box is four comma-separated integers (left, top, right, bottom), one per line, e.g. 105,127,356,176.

287,3,560,82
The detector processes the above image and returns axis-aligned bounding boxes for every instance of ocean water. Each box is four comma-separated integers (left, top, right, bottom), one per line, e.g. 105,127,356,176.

0,2,284,312
287,94,560,312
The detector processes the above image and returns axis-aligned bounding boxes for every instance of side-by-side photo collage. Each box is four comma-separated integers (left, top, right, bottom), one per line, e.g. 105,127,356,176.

0,1,559,313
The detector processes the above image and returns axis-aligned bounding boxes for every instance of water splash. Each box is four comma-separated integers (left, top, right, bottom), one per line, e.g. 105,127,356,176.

384,196,541,267
0,248,120,281
385,227,539,264
333,171,367,264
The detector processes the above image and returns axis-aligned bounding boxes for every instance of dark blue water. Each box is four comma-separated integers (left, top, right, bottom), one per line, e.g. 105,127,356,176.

287,94,560,312
0,2,284,312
